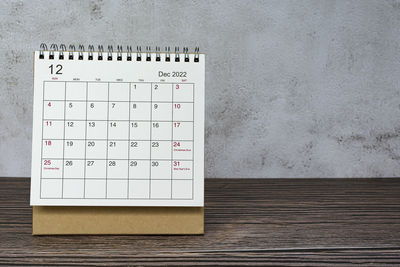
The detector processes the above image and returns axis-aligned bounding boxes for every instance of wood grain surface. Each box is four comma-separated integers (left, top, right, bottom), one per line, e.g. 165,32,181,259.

0,178,399,266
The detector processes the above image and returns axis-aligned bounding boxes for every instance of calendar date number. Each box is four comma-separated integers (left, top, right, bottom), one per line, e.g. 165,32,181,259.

49,64,63,75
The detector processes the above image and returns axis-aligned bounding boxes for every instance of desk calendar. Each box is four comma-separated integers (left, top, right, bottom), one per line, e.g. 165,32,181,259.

30,44,204,207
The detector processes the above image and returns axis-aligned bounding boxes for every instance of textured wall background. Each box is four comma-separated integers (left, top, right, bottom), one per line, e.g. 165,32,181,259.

0,0,400,178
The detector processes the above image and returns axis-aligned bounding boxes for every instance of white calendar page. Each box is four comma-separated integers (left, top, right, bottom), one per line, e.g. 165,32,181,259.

30,51,204,206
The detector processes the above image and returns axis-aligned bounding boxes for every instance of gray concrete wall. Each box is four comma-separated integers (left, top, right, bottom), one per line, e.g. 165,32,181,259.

0,0,400,178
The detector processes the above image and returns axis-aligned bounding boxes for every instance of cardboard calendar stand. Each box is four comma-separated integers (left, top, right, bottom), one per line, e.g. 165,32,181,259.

33,206,204,235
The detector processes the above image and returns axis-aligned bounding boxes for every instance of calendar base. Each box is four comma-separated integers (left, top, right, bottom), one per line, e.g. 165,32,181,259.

32,206,204,235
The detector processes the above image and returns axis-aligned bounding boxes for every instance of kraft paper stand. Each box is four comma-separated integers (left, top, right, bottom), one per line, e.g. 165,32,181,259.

33,206,204,235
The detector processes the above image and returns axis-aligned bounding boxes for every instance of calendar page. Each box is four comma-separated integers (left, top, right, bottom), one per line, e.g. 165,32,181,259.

30,47,204,206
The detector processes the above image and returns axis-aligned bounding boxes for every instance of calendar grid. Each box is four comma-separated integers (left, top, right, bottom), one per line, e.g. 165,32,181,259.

149,83,153,198
39,82,45,199
171,83,174,198
105,82,110,198
40,81,195,201
39,197,188,200
61,82,67,198
192,84,195,198
39,139,194,141
83,82,88,197
43,100,194,104
127,83,131,199
44,119,195,122
41,178,194,180
41,158,194,161
43,81,195,84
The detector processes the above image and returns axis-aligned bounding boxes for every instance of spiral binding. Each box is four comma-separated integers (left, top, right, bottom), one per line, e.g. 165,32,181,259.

39,43,200,62
68,45,75,60
59,44,66,60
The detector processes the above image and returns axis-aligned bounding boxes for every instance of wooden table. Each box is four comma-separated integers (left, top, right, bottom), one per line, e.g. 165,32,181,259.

0,178,399,266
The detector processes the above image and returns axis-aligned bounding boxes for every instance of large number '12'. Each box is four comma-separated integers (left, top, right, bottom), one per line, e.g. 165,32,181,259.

49,64,63,75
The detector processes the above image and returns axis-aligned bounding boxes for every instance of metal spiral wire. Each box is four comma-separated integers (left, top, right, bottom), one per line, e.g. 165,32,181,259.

88,45,94,60
117,45,123,61
38,44,201,62
97,45,104,60
59,44,66,59
68,45,75,60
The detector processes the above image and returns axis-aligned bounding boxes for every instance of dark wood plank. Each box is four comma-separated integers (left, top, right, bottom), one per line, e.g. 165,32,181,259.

0,178,399,266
